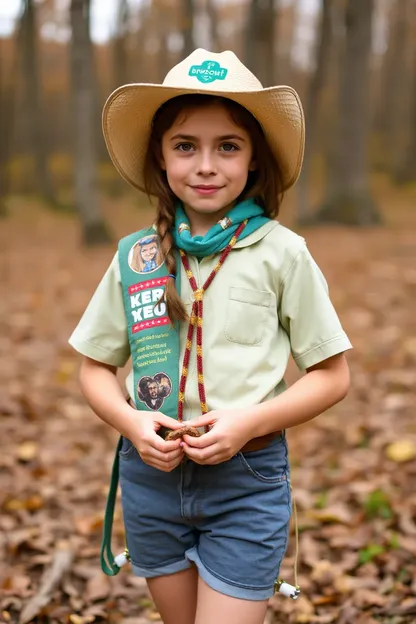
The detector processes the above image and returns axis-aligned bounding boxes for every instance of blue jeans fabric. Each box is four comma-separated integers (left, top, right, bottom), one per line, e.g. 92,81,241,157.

119,433,292,600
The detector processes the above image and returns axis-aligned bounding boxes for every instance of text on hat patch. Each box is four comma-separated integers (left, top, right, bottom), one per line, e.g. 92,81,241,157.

189,60,228,84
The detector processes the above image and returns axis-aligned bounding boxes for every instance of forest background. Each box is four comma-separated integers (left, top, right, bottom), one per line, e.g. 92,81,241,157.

0,1,416,623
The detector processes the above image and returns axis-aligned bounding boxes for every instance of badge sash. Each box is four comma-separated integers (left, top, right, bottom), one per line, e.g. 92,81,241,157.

118,227,180,419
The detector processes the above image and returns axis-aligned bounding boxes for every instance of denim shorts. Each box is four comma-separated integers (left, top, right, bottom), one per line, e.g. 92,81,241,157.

119,433,292,600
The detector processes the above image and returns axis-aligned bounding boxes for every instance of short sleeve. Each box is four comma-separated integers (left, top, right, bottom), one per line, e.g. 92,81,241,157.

278,243,352,370
68,252,130,367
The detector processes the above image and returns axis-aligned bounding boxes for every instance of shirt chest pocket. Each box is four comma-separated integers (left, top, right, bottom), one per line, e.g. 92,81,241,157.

224,287,272,346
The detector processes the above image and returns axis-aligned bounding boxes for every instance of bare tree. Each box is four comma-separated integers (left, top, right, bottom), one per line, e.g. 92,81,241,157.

297,0,332,222
245,0,277,86
70,0,111,245
113,0,130,87
316,0,380,225
390,0,416,183
18,0,56,205
183,0,195,57
394,27,416,183
206,0,219,52
374,0,413,174
0,36,17,215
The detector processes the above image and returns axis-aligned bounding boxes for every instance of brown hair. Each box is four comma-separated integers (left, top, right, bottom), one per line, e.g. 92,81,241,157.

143,94,284,323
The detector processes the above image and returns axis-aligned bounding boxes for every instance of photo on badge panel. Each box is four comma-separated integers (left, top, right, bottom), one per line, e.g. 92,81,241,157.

128,235,163,274
137,373,172,410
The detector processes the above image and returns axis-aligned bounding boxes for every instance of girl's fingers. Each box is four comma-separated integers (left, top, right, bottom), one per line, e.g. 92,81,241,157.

148,434,182,454
139,439,183,463
142,458,182,472
182,431,217,448
154,413,184,430
142,446,184,464
182,441,222,463
186,414,216,429
184,449,225,466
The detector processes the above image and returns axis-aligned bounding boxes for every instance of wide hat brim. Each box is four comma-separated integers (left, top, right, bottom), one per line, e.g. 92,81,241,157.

102,83,305,194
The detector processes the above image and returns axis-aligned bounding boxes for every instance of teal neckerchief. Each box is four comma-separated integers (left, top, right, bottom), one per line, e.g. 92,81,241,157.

173,198,269,257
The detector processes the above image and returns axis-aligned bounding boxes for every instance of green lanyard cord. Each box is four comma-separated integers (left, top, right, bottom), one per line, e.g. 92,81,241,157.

100,436,123,576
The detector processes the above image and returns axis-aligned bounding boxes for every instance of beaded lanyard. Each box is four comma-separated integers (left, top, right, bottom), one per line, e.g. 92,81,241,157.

177,219,247,423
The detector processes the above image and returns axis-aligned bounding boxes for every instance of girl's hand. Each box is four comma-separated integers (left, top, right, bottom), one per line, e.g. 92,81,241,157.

181,409,253,465
129,411,184,472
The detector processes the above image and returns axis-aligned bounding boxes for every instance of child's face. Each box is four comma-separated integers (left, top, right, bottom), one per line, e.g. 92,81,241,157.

141,242,158,262
160,103,255,219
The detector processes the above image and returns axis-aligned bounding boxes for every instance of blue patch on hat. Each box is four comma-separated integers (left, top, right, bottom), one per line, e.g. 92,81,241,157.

188,60,228,84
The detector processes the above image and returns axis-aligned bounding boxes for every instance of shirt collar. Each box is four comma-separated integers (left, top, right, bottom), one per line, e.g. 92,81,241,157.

233,220,279,248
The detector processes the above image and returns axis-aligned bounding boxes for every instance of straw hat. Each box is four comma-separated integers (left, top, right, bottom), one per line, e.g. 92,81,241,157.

102,48,305,193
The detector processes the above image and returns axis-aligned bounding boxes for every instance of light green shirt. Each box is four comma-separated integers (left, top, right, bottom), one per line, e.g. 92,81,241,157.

69,221,352,420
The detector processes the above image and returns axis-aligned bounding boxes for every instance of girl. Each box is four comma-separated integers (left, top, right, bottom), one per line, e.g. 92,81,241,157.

69,49,351,624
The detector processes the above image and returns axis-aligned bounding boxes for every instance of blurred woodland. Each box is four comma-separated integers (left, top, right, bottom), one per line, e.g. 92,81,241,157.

1,1,416,623
1,0,416,239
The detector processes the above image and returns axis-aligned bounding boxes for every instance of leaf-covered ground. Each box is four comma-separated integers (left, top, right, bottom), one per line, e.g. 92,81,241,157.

1,182,416,624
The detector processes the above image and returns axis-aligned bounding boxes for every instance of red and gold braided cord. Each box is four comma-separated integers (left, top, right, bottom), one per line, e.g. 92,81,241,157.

177,220,247,424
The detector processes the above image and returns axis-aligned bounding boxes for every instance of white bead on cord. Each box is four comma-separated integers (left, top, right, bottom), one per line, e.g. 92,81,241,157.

114,551,129,567
276,581,301,600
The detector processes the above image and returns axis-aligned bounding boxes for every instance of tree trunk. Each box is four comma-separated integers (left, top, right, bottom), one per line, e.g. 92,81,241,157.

245,0,277,86
0,37,16,216
278,0,298,84
19,0,56,205
297,0,332,223
70,0,111,245
316,0,380,225
394,48,416,184
109,0,130,197
373,0,411,173
391,1,416,183
182,0,195,58
113,0,129,87
206,0,219,52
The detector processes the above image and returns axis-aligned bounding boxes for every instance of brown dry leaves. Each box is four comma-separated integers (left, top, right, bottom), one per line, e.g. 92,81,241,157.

0,188,415,623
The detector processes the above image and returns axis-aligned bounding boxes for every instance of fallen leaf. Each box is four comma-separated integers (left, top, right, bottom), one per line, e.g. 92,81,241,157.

74,515,103,536
333,575,355,594
55,360,77,384
310,560,336,586
353,588,388,609
293,595,315,621
69,615,95,624
84,572,110,602
306,504,353,525
2,574,31,595
386,439,416,462
312,595,338,606
3,495,44,512
16,442,38,463
398,508,416,535
397,535,416,555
